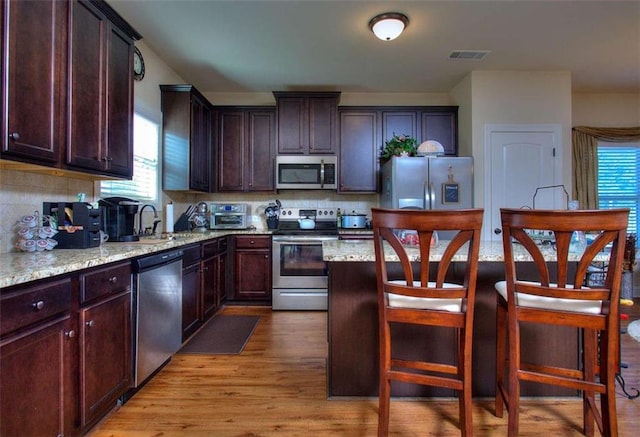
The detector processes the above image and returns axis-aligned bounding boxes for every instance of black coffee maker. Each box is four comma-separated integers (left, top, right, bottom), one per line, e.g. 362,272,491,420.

99,197,140,242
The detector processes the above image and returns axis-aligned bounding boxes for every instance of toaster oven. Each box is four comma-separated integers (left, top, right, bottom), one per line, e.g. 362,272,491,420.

209,203,249,229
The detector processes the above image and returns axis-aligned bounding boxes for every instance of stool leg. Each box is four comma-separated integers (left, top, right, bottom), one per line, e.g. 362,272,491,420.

507,318,520,437
600,329,619,437
378,322,391,437
583,328,596,437
459,326,473,437
495,299,507,418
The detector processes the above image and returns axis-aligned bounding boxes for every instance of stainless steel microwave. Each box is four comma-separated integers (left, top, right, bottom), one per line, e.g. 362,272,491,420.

275,155,337,190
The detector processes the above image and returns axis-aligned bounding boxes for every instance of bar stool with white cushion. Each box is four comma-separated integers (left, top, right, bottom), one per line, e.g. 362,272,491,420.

494,208,629,437
372,207,483,437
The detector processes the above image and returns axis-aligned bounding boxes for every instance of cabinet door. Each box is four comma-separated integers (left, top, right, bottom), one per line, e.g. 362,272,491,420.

276,96,307,154
217,251,227,307
246,109,275,191
68,0,107,173
104,24,134,177
190,97,213,191
234,250,271,301
339,110,379,192
382,111,418,144
217,110,246,191
80,291,131,428
308,96,338,154
420,110,458,156
2,0,67,164
201,256,217,320
1,316,75,437
182,262,202,341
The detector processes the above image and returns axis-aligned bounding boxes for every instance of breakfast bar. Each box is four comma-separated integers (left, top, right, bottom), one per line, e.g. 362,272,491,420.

323,240,581,398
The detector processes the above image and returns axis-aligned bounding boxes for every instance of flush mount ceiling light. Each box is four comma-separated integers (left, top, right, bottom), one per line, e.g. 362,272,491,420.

369,12,409,41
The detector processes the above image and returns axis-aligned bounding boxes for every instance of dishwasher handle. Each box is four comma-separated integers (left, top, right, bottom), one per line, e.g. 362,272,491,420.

133,249,184,273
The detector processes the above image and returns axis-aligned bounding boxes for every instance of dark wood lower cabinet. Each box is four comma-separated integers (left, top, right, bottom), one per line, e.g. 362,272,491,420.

0,315,76,436
79,291,131,428
230,235,271,302
182,244,203,341
328,261,579,397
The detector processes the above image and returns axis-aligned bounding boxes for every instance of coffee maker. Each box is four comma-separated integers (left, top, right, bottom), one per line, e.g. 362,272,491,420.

99,197,140,242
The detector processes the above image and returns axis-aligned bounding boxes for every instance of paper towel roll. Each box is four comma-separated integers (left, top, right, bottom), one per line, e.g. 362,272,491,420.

165,203,174,233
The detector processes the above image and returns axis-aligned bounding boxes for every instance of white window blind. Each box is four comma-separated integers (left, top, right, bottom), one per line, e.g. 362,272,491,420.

597,143,639,240
100,113,159,202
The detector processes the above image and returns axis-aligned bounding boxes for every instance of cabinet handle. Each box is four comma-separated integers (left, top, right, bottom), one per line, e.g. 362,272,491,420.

32,300,45,311
101,156,113,162
65,330,76,339
9,132,20,140
108,276,118,284
250,240,255,244
85,320,94,328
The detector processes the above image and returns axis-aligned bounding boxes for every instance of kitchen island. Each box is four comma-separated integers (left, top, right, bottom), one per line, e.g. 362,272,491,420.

323,239,584,398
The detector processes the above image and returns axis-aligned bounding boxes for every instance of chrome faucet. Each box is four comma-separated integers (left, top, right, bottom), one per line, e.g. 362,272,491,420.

138,204,159,236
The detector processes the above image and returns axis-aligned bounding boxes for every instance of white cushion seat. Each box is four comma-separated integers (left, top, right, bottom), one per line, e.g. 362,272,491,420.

386,280,464,312
494,280,603,315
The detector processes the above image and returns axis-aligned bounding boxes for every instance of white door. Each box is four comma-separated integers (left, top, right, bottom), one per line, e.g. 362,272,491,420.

484,124,563,241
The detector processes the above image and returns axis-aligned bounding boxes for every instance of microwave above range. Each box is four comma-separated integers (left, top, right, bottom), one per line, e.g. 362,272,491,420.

275,155,337,190
209,203,249,229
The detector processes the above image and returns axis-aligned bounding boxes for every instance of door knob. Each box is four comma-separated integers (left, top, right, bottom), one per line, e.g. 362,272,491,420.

494,228,502,235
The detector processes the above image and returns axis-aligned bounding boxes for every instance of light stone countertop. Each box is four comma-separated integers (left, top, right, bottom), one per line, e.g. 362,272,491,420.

0,229,271,289
322,239,604,263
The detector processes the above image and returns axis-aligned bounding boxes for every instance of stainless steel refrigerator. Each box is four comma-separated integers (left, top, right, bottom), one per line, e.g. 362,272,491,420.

380,155,474,213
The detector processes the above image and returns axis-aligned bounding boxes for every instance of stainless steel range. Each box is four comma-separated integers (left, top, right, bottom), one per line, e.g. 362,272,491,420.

271,207,338,310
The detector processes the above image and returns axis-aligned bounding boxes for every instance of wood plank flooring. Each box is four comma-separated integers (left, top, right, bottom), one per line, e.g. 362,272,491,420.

90,302,640,436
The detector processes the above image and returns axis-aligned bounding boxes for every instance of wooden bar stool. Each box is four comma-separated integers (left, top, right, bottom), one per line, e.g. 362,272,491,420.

494,208,629,436
372,207,484,437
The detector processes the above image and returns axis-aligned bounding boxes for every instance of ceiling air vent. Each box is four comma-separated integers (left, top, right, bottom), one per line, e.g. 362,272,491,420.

448,50,491,61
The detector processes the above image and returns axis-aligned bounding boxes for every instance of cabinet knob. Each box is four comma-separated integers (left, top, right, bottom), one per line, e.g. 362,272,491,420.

101,156,113,162
85,320,95,328
9,132,20,140
250,240,255,244
32,300,45,311
494,228,502,235
65,330,76,339
108,276,118,284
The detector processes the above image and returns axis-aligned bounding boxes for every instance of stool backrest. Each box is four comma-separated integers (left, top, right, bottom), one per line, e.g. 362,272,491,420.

372,208,484,308
500,208,629,308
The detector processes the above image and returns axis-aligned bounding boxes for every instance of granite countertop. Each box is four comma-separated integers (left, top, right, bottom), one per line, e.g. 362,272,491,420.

0,229,271,289
322,240,605,263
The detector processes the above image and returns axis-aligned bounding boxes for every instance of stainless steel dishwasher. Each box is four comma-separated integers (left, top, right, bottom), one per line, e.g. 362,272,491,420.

132,249,183,387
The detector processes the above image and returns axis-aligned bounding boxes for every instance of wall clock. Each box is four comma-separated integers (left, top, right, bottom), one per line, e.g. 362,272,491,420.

133,46,145,81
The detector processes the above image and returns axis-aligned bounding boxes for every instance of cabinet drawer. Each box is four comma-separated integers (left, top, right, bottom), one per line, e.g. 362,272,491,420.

182,244,201,266
235,235,271,249
1,278,72,336
81,262,131,304
202,239,218,259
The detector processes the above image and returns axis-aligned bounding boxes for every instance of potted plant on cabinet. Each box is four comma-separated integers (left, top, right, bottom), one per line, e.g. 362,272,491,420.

380,133,418,160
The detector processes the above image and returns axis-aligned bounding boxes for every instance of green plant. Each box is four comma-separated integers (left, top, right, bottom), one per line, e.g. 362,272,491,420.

380,133,418,158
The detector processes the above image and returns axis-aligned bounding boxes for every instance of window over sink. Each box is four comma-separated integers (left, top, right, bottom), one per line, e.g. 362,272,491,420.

98,113,160,203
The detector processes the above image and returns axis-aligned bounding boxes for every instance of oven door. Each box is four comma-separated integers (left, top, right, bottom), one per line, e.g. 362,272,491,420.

272,235,337,288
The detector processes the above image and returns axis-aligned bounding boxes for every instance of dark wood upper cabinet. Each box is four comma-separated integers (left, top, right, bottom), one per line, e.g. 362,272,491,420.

216,107,275,192
67,0,135,178
338,109,380,193
274,92,340,155
421,109,458,156
161,84,214,192
382,111,418,144
2,0,139,179
1,0,68,164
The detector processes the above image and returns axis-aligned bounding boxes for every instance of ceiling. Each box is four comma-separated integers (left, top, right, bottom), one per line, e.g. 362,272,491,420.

109,0,640,94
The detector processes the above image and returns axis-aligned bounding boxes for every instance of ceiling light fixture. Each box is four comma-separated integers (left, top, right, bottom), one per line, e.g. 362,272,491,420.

369,12,409,41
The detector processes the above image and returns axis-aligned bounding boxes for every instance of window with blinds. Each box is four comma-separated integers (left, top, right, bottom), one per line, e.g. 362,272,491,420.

100,113,160,203
597,142,639,241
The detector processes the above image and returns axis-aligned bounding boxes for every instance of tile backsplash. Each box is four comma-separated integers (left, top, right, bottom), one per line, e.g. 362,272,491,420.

0,168,378,253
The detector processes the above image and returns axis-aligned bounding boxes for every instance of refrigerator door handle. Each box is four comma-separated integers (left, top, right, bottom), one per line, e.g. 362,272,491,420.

424,182,430,209
428,181,436,209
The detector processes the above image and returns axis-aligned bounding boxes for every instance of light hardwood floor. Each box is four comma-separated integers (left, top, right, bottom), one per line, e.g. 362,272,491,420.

90,303,640,436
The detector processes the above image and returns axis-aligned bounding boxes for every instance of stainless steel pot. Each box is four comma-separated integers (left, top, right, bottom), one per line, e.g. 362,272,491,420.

341,214,367,228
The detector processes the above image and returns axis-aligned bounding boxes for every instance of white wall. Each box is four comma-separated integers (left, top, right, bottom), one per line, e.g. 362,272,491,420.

458,71,572,209
572,93,640,126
